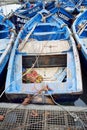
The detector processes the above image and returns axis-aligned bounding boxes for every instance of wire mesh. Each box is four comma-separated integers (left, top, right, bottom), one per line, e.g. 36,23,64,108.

0,104,87,130
0,108,25,130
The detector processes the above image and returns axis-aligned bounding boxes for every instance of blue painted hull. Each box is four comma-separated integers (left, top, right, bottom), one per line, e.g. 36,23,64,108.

50,7,74,27
10,2,43,32
57,0,84,14
10,1,74,32
5,93,80,104
72,10,87,72
81,0,87,6
0,14,15,86
45,1,55,10
5,9,82,104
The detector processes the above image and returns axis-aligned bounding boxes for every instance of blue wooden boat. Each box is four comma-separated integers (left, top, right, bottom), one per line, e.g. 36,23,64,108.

44,1,74,27
10,1,43,32
72,10,87,72
0,13,15,86
45,0,56,10
57,0,83,14
5,1,74,31
5,9,82,104
50,6,74,27
81,0,87,6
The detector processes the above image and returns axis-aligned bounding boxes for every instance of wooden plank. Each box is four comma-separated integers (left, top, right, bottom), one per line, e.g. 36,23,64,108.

20,39,70,54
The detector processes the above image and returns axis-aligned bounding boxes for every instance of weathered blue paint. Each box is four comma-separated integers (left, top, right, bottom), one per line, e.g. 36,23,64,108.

50,7,74,27
57,0,83,13
0,14,15,86
72,10,87,73
10,2,43,32
5,9,82,103
81,0,87,6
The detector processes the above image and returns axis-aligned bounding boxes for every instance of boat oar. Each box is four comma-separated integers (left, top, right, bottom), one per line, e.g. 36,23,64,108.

18,22,38,51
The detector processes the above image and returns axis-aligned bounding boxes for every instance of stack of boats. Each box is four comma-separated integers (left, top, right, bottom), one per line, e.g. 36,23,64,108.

0,13,15,86
72,10,87,71
1,0,86,104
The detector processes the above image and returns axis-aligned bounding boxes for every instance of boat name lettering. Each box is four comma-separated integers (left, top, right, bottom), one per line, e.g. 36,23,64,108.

29,7,40,14
59,13,69,21
17,18,27,23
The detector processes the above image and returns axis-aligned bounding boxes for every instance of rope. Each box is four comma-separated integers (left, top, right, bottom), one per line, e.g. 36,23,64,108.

49,95,86,130
0,13,60,98
0,19,75,99
1,84,87,129
22,18,62,77
0,12,83,129
9,89,87,130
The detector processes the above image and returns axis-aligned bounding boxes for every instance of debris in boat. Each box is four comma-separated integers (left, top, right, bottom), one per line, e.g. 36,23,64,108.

36,75,43,83
0,115,4,121
23,69,43,83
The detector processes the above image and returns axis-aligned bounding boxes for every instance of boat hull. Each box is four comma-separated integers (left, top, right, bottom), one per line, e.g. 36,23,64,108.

5,93,80,104
10,2,43,32
0,14,15,86
72,10,87,73
5,10,82,104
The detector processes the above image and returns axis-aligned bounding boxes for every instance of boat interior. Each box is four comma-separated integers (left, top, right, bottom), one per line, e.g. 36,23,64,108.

13,50,76,95
5,23,78,95
6,37,77,95
21,23,69,41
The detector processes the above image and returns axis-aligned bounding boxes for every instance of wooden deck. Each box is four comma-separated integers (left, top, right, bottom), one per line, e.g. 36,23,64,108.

19,39,70,54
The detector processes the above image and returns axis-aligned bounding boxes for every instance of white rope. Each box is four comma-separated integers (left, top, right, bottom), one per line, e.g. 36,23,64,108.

49,94,86,130
0,15,60,97
9,92,87,130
